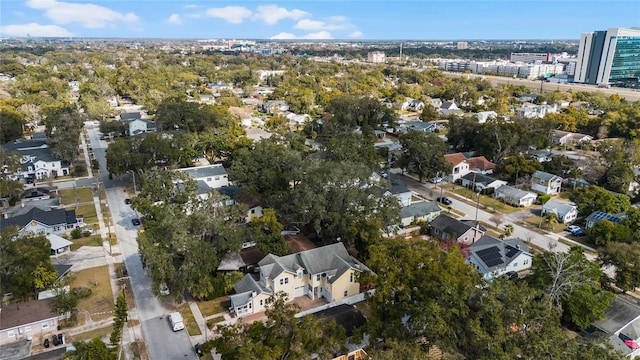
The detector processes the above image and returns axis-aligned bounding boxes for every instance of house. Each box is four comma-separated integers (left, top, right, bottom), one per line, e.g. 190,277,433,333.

0,298,61,345
402,98,424,111
399,201,442,227
531,170,563,195
565,177,591,189
285,112,310,126
128,119,157,136
261,100,289,114
229,243,367,317
2,139,70,180
444,153,471,182
468,235,533,280
585,211,627,229
551,130,593,146
47,233,72,254
119,112,142,121
495,185,537,207
427,98,443,108
439,101,462,116
404,121,437,133
460,172,507,192
466,156,496,174
528,149,553,163
542,200,578,224
516,103,559,119
429,214,485,245
592,297,640,359
385,181,412,207
475,111,497,124
0,207,83,236
176,164,229,194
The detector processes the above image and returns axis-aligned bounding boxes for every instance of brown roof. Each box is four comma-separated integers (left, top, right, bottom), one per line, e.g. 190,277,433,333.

0,299,57,330
444,153,467,167
466,156,496,171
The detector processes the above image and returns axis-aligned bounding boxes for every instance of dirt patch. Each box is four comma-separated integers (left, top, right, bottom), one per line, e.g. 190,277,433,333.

285,234,317,253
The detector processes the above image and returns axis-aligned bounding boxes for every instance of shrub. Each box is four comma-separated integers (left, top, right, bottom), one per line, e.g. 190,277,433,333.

72,286,92,299
81,230,92,237
73,165,86,176
70,228,82,239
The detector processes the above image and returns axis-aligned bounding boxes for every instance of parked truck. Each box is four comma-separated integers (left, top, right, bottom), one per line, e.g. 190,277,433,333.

167,312,185,332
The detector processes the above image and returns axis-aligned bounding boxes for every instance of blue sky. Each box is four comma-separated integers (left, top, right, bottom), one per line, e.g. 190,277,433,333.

1,1,638,40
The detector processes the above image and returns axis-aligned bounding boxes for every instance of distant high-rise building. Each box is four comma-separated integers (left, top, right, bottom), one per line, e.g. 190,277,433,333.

574,27,640,86
457,41,468,50
367,51,386,63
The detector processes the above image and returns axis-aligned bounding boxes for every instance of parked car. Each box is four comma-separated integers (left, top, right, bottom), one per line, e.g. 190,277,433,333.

571,227,587,237
43,339,50,348
52,335,59,346
505,271,519,280
131,218,141,226
567,225,581,233
437,197,452,205
430,177,443,184
124,198,132,205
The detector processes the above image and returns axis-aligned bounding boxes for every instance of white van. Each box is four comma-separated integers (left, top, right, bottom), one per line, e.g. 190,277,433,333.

167,312,185,332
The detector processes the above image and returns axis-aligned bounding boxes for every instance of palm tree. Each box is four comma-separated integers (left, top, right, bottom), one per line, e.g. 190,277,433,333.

543,212,559,230
503,224,514,237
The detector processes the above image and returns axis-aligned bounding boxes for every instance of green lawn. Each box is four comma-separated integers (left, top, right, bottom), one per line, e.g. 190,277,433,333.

177,304,202,336
69,325,113,342
70,265,114,322
453,188,521,214
75,204,98,224
71,235,103,251
59,187,94,205
198,297,228,317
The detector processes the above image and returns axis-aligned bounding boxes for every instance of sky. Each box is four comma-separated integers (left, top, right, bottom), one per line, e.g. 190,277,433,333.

1,0,639,40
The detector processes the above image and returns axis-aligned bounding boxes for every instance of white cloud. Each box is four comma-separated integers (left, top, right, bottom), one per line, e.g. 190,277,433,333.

349,31,363,38
167,14,182,25
0,22,73,37
182,4,199,9
294,19,326,31
270,32,296,40
206,6,252,24
26,0,139,29
254,5,307,25
302,31,332,39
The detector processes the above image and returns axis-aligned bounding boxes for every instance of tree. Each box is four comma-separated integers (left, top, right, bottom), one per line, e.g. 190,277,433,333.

503,224,514,237
110,293,128,346
419,104,438,122
42,104,85,163
0,104,25,143
203,292,347,360
32,264,58,297
528,247,614,329
542,212,558,230
599,242,640,291
398,131,451,182
0,151,24,200
64,337,116,360
571,185,631,216
494,154,542,183
247,208,290,256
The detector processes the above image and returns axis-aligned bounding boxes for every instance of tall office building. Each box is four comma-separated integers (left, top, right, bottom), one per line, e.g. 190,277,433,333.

574,28,640,86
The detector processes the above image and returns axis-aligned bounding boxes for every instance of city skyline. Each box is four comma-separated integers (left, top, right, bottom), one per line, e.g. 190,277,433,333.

1,0,639,40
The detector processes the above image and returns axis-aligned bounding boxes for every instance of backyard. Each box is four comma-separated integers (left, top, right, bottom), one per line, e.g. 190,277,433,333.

69,265,114,322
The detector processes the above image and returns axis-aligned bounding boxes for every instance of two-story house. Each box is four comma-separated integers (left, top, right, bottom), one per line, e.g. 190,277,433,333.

176,164,229,197
429,214,485,245
128,119,157,136
0,207,83,236
2,139,69,180
444,153,470,182
468,235,533,280
229,243,366,317
531,170,563,195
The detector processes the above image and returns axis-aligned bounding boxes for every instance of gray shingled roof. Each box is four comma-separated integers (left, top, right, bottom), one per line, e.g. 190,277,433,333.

429,214,472,238
533,170,562,182
177,164,227,179
400,201,441,219
542,200,577,217
495,185,536,201
461,172,498,185
0,208,76,231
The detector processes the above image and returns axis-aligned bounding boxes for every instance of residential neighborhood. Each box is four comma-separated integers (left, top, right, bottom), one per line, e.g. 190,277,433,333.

1,28,640,360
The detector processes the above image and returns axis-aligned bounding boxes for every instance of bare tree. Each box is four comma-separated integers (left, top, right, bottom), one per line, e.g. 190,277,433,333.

537,250,597,306
489,213,504,228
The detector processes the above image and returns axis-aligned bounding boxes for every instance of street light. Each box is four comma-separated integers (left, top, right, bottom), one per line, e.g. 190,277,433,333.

473,189,481,243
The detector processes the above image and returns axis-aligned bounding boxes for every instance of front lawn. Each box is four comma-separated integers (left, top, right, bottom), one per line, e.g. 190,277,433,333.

453,188,521,214
198,296,228,318
59,187,94,204
75,204,98,225
71,235,103,251
69,265,114,321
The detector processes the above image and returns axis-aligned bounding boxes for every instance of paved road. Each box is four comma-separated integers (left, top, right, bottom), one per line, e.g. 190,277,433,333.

85,122,197,360
443,72,640,102
390,173,585,258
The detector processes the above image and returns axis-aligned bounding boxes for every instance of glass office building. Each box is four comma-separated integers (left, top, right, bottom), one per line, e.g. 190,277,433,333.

574,28,640,88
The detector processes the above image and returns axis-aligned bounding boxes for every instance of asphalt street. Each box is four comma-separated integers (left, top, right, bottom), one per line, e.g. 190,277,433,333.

84,122,198,360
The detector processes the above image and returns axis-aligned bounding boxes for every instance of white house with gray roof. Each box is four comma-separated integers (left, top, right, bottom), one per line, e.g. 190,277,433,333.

229,243,366,317
399,201,441,227
2,139,69,180
468,235,532,280
0,207,82,236
175,164,229,196
495,185,537,207
542,200,578,224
